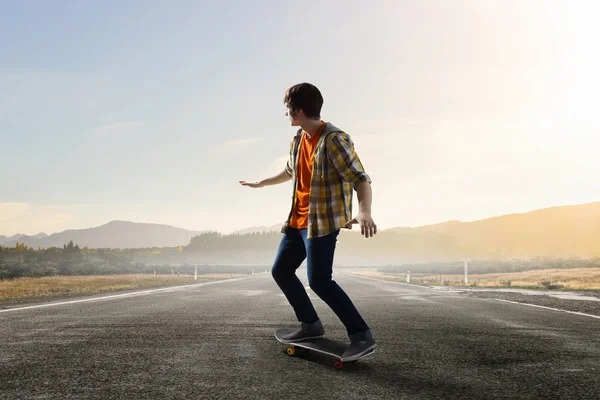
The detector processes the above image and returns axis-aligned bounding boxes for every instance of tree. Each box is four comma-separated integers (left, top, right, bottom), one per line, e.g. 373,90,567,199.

63,240,81,255
15,242,30,253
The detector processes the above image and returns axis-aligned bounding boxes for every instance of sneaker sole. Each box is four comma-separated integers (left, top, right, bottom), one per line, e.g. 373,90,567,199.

278,334,325,344
341,343,377,362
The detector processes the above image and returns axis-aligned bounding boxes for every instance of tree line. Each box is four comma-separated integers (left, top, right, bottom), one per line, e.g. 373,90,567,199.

0,241,179,279
1,231,599,279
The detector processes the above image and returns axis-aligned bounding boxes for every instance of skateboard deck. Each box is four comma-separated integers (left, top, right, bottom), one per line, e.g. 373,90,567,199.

275,328,375,369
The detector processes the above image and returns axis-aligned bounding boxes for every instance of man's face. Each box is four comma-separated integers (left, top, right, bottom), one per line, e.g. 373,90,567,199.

285,104,302,126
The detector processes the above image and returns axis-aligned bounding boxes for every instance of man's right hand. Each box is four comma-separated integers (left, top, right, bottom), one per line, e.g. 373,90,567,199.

239,180,264,188
239,169,291,188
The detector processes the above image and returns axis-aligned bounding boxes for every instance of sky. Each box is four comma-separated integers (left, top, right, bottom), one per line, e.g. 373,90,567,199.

1,0,599,236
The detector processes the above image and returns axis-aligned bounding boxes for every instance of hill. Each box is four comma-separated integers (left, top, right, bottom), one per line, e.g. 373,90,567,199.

2,202,598,262
381,202,600,259
230,223,281,235
3,221,206,249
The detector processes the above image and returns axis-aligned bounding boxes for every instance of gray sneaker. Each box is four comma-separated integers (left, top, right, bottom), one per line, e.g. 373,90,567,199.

278,321,325,343
341,330,376,362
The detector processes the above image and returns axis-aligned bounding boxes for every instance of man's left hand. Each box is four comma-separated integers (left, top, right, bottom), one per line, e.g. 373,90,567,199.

345,211,377,238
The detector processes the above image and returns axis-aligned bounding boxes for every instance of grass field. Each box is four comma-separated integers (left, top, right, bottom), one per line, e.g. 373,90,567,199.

346,268,600,290
0,273,255,301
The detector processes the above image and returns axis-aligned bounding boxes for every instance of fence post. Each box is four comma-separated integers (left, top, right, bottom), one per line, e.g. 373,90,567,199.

464,260,468,285
194,266,198,280
407,270,410,283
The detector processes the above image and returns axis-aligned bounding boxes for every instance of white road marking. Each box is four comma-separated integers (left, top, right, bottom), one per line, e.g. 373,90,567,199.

0,276,255,314
494,299,600,320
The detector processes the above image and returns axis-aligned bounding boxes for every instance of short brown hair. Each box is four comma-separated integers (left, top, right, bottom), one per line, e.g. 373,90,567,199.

283,83,323,119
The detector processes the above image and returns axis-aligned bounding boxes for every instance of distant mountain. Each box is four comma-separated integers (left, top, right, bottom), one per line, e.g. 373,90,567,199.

174,202,599,265
3,221,207,249
231,223,282,235
0,234,24,245
2,202,598,260
1,232,48,245
377,201,600,259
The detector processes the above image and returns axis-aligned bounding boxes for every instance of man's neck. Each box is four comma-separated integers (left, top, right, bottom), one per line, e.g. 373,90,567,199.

301,119,324,138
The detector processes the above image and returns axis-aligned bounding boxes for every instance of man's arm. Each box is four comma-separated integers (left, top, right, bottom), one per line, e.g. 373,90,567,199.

345,181,377,237
260,169,293,187
239,169,291,188
326,132,377,237
356,181,372,214
326,132,371,190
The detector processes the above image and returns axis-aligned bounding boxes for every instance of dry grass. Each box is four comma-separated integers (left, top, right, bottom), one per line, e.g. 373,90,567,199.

0,273,252,301
346,268,600,290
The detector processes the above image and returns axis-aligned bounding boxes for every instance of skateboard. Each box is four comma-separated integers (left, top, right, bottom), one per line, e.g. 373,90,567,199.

275,328,375,370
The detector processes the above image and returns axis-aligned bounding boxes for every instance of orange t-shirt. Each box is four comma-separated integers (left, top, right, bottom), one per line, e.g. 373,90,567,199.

289,121,326,229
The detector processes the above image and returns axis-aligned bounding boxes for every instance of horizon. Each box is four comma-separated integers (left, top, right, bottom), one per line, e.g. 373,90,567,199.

2,200,597,238
2,1,599,237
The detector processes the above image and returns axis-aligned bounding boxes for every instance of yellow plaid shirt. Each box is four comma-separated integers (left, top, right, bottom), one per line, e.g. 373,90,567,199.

281,122,371,238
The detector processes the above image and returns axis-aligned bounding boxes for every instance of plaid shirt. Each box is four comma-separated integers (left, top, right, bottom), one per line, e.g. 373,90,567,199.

281,122,372,238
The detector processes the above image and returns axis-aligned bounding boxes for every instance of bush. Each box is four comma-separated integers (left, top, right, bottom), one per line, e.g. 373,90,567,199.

538,281,564,290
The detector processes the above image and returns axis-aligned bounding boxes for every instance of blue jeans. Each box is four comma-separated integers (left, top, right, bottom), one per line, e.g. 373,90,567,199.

271,227,370,337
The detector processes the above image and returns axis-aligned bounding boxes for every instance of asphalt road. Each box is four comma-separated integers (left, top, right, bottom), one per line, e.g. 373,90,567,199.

1,273,599,399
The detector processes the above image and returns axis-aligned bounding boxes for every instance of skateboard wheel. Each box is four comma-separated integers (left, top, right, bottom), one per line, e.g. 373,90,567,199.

334,360,344,370
287,346,296,356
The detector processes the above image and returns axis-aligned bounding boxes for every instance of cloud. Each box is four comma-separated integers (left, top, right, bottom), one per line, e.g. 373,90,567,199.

221,137,264,151
92,121,145,137
0,204,76,236
208,137,264,158
0,70,113,123
352,118,426,135
263,155,289,176
0,203,32,222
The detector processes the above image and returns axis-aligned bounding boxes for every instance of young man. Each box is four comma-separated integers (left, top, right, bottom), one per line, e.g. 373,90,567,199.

239,82,377,360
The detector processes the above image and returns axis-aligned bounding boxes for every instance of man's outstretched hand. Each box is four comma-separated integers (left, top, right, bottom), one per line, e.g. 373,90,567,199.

239,180,264,188
345,211,377,238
